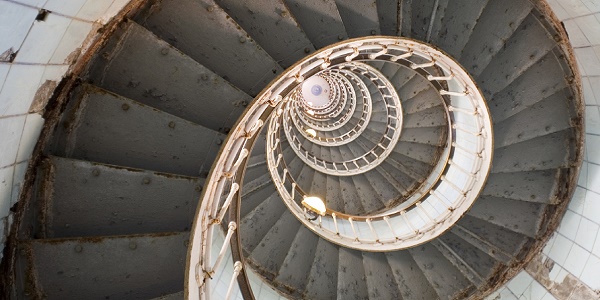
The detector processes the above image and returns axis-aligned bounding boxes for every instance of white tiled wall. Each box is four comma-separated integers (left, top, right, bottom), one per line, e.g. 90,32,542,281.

0,0,130,261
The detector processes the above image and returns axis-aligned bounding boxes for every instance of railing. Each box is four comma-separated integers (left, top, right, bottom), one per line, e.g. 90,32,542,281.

292,71,356,128
288,69,370,146
266,39,493,251
282,62,403,175
297,74,345,116
186,36,493,299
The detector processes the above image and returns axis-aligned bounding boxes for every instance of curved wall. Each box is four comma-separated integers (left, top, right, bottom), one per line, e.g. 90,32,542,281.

0,0,598,298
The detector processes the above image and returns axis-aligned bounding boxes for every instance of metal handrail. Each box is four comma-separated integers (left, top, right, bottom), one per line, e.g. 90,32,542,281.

265,39,493,251
186,36,494,299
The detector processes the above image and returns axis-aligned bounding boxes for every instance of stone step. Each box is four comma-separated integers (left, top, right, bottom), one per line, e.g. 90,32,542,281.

36,156,201,238
284,0,348,49
50,84,223,177
86,20,250,132
27,232,188,299
214,0,315,68
136,0,282,97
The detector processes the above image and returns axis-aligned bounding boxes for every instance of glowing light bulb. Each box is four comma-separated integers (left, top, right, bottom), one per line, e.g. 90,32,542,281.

302,196,326,216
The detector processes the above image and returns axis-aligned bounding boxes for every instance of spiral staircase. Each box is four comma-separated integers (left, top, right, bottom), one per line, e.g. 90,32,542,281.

8,0,583,299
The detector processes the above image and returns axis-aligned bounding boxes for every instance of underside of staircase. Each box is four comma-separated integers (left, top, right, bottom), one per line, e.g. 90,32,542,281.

1,0,583,299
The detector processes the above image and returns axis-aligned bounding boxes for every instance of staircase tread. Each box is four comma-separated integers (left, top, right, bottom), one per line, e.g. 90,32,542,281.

284,0,349,48
337,248,369,299
87,20,250,132
249,210,302,278
458,0,533,73
482,169,559,204
274,226,319,296
37,156,201,238
467,195,546,238
241,192,288,253
429,0,490,58
214,0,315,68
51,84,223,177
136,0,283,97
491,128,576,173
408,242,474,300
385,250,438,299
493,89,573,148
29,232,188,299
402,105,447,129
335,0,380,37
476,13,557,98
377,0,401,36
304,238,339,299
363,252,402,299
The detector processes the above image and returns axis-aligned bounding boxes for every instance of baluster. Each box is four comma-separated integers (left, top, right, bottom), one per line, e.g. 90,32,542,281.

345,47,360,61
448,106,477,115
401,211,418,235
440,90,468,97
210,179,227,217
225,148,249,178
211,222,237,274
225,261,243,300
390,51,412,61
416,202,435,223
245,103,268,133
441,175,466,196
427,74,454,81
275,153,283,167
215,183,240,223
448,160,476,177
332,213,340,235
411,60,435,69
430,190,452,211
383,216,398,241
366,218,380,243
453,124,482,136
348,217,360,243
281,169,288,184
452,142,482,158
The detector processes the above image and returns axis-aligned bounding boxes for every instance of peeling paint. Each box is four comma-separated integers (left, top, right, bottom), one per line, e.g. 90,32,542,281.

30,80,58,114
526,253,600,300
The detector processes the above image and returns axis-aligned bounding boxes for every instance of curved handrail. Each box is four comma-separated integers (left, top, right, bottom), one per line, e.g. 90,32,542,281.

265,39,493,251
186,36,494,299
283,63,403,175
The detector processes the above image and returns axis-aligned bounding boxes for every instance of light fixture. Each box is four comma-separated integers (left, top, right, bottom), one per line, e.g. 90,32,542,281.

305,128,317,138
301,76,331,108
301,196,326,216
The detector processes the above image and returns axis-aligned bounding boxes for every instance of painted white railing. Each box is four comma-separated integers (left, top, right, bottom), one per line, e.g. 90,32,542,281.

186,36,493,299
265,38,493,251
291,71,358,132
282,62,403,175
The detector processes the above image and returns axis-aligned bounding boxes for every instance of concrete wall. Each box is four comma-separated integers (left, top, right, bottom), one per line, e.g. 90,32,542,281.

0,0,599,299
0,0,129,261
